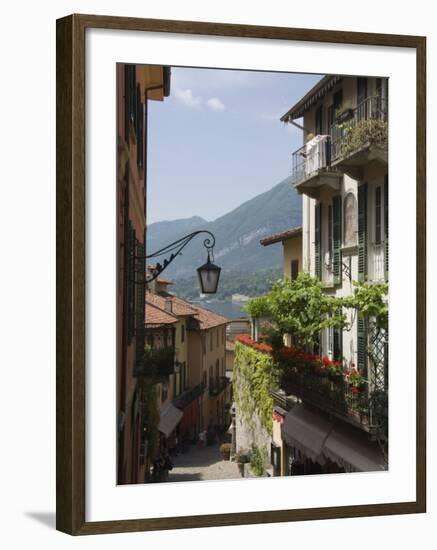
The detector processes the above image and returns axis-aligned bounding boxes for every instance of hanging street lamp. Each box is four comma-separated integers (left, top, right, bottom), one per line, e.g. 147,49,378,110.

197,252,221,294
137,229,221,294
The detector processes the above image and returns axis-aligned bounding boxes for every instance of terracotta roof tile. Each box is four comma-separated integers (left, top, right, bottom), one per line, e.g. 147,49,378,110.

145,301,178,326
187,302,229,330
260,226,302,246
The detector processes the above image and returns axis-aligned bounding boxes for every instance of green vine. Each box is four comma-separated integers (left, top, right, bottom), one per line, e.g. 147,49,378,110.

139,381,160,462
234,342,278,435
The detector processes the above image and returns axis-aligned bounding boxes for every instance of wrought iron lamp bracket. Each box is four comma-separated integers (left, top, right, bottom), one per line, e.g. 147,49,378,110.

132,230,217,284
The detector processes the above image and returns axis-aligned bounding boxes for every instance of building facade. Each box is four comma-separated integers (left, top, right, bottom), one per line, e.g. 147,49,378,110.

274,74,389,475
117,64,171,484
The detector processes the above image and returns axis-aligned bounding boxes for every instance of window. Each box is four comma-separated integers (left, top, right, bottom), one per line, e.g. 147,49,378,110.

343,193,357,247
210,331,213,352
222,327,225,345
291,259,299,280
216,328,219,346
181,323,185,343
375,186,382,244
315,105,323,135
328,204,333,258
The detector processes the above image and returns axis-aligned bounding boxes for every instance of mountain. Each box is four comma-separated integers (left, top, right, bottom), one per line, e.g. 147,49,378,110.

147,215,207,256
146,175,302,278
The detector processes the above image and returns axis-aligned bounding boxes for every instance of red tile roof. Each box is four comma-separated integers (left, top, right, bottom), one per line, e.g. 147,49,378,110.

145,301,179,326
147,291,198,317
186,302,229,330
157,291,229,329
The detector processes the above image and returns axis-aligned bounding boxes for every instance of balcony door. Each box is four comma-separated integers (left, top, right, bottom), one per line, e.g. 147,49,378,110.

357,77,368,120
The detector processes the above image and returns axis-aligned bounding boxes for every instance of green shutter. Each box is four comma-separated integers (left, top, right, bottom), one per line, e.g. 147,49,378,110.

357,314,368,375
358,183,368,282
384,175,389,281
332,195,342,285
333,327,343,362
314,203,322,279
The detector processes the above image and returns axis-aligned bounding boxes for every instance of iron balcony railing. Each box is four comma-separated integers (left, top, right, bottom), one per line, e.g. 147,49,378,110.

291,96,387,185
291,135,332,186
134,346,176,378
280,370,377,430
209,376,229,397
172,383,205,409
330,96,388,161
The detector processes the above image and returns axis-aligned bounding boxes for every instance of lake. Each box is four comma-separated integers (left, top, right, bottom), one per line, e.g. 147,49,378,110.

196,300,249,320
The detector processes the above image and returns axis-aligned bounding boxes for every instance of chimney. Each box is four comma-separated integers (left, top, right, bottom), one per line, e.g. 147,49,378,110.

164,299,173,313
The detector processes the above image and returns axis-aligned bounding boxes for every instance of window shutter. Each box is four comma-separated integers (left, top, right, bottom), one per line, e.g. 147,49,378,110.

332,195,342,285
135,84,143,168
384,175,389,280
135,239,146,371
358,183,368,282
314,203,322,279
126,222,136,343
357,314,368,375
333,326,343,362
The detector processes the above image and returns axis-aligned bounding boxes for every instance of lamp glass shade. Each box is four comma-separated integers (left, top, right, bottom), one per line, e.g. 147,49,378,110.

197,257,221,294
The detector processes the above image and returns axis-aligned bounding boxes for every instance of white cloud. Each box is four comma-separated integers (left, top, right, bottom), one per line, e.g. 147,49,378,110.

207,97,225,111
175,88,202,108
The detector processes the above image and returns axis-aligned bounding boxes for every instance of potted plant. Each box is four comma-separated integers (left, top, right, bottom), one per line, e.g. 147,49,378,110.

219,442,231,460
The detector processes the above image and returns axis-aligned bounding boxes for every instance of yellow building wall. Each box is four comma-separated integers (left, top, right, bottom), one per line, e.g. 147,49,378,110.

282,236,303,279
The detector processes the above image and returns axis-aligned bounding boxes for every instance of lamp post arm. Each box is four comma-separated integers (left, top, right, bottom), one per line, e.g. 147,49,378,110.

133,230,217,284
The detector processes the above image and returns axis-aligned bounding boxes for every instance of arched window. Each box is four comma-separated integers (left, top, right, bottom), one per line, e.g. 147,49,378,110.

343,192,357,246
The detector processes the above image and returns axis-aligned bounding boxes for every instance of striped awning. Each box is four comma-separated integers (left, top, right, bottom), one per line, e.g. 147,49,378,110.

280,75,342,122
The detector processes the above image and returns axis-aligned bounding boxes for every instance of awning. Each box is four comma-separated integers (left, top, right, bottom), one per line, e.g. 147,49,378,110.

158,402,183,438
281,404,333,461
323,426,386,473
281,404,387,472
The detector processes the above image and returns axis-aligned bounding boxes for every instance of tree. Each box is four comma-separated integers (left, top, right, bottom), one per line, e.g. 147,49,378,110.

246,272,347,347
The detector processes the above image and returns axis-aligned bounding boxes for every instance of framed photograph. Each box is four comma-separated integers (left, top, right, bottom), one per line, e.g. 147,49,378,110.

56,14,426,535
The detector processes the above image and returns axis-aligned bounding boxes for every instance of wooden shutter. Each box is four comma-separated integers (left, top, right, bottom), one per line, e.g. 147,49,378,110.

314,203,322,279
135,83,143,168
358,183,368,282
384,175,389,280
126,222,136,343
332,195,342,285
357,314,368,375
135,239,146,371
124,65,136,142
333,326,343,362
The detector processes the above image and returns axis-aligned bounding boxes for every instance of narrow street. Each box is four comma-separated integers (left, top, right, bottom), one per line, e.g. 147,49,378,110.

168,442,240,482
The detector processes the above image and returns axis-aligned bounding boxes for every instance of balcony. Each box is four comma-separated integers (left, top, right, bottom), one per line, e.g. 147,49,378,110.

291,135,341,198
330,96,388,179
280,370,379,432
172,383,205,409
134,346,176,378
209,376,229,397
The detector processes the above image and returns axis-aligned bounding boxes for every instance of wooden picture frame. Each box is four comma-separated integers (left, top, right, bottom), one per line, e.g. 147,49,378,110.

56,13,426,535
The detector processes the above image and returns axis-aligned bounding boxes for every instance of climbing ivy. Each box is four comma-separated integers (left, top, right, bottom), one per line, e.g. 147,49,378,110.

233,341,278,435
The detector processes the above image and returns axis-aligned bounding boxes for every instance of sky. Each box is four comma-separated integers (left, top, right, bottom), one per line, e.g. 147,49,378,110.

147,67,321,224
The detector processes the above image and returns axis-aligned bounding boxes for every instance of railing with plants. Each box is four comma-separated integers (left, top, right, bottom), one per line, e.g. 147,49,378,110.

135,345,176,378
235,335,372,429
331,96,388,161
